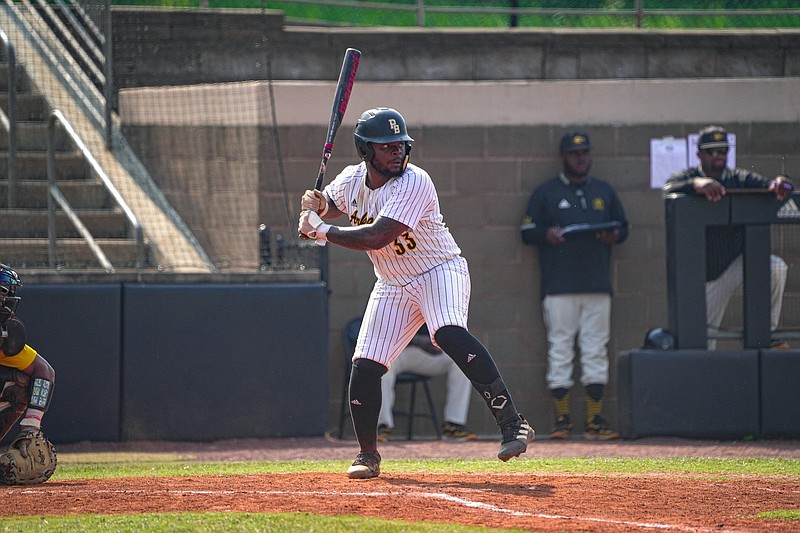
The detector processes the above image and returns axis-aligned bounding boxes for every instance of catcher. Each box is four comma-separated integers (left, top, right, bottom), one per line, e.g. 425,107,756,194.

0,264,57,485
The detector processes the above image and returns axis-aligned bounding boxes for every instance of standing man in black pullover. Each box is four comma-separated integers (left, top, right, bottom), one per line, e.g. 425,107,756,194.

521,131,629,440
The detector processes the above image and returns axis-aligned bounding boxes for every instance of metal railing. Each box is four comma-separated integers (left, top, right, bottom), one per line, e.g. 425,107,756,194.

270,0,800,28
16,0,112,147
47,109,144,271
0,28,15,207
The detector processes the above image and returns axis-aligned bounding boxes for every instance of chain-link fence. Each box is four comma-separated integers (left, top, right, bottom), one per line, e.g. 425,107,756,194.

258,1,795,29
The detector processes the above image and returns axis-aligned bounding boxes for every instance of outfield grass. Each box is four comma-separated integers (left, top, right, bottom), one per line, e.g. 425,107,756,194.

110,0,800,29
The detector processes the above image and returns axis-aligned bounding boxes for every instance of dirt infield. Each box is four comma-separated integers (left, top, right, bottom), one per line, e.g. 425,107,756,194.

6,436,800,532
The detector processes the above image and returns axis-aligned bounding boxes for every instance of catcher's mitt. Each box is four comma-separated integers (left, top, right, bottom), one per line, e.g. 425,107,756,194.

0,428,57,485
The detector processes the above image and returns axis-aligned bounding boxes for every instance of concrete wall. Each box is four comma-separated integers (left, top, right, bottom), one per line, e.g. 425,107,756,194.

112,9,800,438
111,8,800,88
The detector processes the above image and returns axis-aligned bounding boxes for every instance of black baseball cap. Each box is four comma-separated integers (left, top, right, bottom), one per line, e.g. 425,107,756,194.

697,125,729,150
560,131,590,153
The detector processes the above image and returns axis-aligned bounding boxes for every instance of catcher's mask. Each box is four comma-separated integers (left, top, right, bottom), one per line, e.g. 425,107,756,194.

642,327,676,350
354,107,414,171
0,265,22,323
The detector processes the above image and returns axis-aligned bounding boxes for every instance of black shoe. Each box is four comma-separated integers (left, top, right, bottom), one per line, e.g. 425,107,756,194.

442,421,477,442
770,339,791,350
377,424,392,442
346,451,381,479
549,414,573,440
584,414,619,441
497,414,534,462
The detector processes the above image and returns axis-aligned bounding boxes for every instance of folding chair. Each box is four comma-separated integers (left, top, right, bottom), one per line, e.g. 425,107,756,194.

338,316,441,440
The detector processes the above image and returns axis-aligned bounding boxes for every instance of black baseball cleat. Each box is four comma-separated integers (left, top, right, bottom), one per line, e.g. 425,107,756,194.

346,450,381,479
498,414,534,462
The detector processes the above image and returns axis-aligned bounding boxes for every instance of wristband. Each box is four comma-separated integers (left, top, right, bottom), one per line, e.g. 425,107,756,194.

315,224,331,246
20,408,43,429
318,201,329,217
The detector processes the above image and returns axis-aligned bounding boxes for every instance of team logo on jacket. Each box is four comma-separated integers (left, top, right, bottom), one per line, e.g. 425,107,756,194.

558,199,570,209
592,198,605,211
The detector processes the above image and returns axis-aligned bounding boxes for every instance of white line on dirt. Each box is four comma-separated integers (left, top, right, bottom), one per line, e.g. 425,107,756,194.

12,487,735,532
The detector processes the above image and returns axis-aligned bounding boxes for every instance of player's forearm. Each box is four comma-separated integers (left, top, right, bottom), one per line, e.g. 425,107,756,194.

322,206,345,219
320,198,344,220
520,219,548,245
662,177,696,195
325,224,399,251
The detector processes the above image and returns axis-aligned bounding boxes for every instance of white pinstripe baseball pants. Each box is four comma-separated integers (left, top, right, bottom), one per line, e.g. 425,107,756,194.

353,256,471,369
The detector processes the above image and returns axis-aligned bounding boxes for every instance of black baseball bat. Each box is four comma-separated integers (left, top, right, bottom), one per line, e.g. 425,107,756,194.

315,47,361,191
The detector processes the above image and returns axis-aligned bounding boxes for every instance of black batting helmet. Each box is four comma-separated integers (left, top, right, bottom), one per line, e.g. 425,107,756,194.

642,327,676,350
354,108,414,166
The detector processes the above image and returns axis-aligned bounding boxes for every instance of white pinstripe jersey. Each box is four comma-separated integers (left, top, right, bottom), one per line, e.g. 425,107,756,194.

324,162,461,286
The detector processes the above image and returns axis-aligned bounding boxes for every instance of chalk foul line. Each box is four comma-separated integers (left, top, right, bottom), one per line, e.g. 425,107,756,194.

12,487,737,532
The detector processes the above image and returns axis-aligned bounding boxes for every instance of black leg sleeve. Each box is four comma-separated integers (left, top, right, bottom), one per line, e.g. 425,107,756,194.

434,325,520,427
349,358,387,452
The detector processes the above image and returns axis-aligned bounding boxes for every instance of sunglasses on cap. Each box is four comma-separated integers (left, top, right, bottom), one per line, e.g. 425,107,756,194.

702,147,728,156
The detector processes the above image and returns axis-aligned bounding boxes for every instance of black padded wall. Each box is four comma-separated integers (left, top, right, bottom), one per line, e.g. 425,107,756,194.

760,350,800,437
21,285,123,443
618,350,760,439
121,283,328,440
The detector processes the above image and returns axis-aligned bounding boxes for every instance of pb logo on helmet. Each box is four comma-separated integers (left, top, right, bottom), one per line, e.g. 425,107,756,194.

388,119,400,134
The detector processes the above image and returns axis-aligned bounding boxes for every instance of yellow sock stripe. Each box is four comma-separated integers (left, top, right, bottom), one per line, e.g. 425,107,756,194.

554,395,570,416
586,398,603,421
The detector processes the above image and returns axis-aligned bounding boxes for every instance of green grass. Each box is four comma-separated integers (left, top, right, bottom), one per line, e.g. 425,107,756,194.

110,0,800,29
0,513,528,532
54,453,800,479
0,453,796,531
758,509,800,521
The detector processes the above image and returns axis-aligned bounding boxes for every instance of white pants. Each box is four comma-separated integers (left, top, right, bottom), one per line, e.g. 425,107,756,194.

706,254,787,349
542,293,611,390
354,256,471,368
377,345,472,428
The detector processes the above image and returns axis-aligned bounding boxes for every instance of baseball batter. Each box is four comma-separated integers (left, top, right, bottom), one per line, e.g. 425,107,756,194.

299,107,534,479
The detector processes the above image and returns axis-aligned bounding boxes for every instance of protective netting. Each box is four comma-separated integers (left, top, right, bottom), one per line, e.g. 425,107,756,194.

118,80,320,273
0,1,320,273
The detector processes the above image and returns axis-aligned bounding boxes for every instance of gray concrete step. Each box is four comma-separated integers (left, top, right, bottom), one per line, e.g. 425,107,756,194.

0,64,33,93
0,208,129,238
0,151,87,180
0,179,112,208
0,122,72,151
0,94,49,122
0,237,144,269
